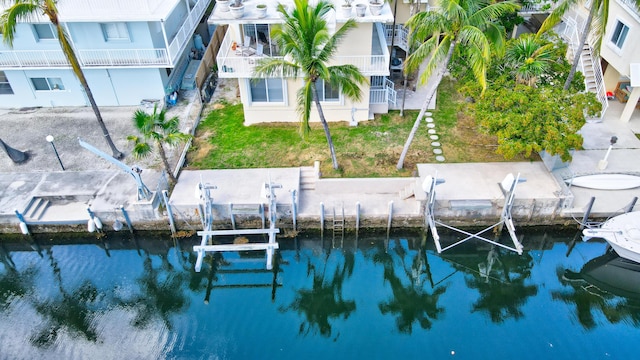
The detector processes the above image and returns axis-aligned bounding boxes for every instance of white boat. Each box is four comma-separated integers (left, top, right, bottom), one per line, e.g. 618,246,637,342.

583,212,640,263
567,174,640,190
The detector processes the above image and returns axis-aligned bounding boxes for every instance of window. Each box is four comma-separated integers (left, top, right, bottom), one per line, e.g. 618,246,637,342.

31,77,65,91
249,78,284,103
611,20,629,49
315,80,340,102
0,71,13,95
242,24,280,56
33,24,57,40
101,23,130,41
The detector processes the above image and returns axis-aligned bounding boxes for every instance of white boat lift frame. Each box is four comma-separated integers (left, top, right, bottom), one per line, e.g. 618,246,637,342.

424,172,524,255
193,179,281,272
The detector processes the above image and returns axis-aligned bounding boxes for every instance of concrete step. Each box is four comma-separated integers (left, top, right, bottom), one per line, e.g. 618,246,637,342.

300,166,317,191
25,197,50,220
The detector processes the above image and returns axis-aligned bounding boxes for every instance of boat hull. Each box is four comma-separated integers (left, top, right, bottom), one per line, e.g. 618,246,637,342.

583,212,640,263
567,174,640,190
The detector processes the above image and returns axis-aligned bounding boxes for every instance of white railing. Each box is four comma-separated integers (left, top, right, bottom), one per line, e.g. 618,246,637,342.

385,24,409,51
619,0,640,18
0,48,170,68
561,14,608,116
58,0,165,16
370,88,387,104
519,0,558,13
385,77,396,105
217,30,389,78
167,0,209,63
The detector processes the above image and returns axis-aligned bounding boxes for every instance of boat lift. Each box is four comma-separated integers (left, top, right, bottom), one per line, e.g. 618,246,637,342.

424,172,525,255
193,179,281,272
78,139,152,201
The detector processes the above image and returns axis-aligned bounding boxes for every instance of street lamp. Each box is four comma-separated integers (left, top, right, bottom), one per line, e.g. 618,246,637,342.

46,135,65,171
597,136,618,170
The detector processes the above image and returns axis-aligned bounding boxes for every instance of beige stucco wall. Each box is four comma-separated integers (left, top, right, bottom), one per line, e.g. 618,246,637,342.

240,22,376,125
393,1,431,24
600,1,640,79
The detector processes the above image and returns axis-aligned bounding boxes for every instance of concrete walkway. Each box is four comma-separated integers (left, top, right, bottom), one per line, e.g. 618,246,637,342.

1,82,639,233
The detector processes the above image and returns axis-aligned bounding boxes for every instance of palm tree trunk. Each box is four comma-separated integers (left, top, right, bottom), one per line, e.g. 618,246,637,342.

311,85,339,170
53,22,124,159
157,142,177,185
396,43,455,170
563,4,596,91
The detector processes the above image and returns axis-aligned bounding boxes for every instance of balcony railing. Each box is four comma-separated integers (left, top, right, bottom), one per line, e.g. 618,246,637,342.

385,24,409,52
167,0,208,63
619,0,640,18
217,31,390,78
0,48,170,68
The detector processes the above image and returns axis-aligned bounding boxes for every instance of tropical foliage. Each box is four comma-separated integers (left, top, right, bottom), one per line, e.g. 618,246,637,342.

253,0,366,170
128,106,190,185
455,35,601,161
396,0,521,169
0,0,123,158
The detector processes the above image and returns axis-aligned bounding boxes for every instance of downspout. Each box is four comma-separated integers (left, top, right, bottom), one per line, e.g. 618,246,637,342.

388,0,398,73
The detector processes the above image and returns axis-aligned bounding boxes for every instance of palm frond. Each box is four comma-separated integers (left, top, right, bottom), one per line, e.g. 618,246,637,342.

0,1,40,46
327,65,368,102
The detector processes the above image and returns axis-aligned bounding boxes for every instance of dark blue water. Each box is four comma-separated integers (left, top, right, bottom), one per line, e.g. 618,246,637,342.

1,230,639,359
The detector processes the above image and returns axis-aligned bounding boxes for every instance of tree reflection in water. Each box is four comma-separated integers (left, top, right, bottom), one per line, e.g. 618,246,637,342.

117,252,189,330
282,250,356,337
374,239,446,334
30,248,101,347
444,247,537,323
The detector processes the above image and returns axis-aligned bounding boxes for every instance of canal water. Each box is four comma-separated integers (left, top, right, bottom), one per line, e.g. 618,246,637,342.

1,229,639,359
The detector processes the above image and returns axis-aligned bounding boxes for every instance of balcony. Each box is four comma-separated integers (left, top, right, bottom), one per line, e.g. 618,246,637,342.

217,28,389,78
0,49,170,69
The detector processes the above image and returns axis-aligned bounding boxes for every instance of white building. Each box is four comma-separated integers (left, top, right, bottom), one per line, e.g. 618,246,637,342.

0,0,211,108
207,0,417,125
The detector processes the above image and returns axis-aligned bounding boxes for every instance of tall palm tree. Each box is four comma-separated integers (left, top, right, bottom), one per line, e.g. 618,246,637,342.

396,0,520,169
505,34,554,87
0,0,123,159
537,0,639,90
253,0,367,170
127,105,191,186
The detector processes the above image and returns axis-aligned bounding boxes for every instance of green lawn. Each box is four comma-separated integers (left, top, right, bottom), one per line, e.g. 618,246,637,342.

187,79,531,177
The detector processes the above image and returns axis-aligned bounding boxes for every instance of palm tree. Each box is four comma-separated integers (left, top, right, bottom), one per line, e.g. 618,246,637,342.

505,34,554,87
253,0,367,170
0,0,124,159
127,105,191,186
396,0,520,169
537,0,639,90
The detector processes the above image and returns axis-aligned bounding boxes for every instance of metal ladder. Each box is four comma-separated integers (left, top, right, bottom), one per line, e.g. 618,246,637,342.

332,203,345,245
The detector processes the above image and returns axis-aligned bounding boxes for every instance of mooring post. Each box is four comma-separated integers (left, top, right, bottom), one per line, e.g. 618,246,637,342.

320,202,325,239
355,202,361,239
229,203,236,230
387,201,394,239
162,190,176,236
14,209,29,235
624,197,638,213
291,189,297,231
120,205,134,234
260,203,265,229
580,197,596,230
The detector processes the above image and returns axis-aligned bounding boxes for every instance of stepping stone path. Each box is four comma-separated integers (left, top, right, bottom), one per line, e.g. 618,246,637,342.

424,112,445,162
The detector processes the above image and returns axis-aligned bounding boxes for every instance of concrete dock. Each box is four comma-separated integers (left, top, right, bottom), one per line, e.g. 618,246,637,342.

1,87,639,234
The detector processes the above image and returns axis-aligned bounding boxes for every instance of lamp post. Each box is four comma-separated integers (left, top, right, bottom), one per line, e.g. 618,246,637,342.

46,135,65,171
597,136,618,170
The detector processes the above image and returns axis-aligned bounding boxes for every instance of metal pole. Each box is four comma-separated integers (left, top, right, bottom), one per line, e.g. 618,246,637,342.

320,202,325,239
162,190,176,235
290,190,297,231
229,203,236,230
387,201,394,239
46,135,64,171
